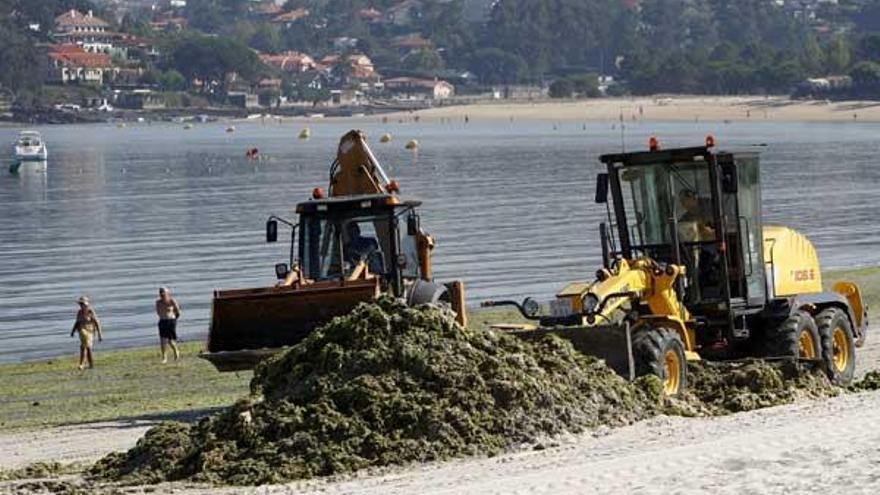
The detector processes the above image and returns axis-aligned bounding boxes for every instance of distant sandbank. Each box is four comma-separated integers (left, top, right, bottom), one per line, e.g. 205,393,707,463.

384,96,880,123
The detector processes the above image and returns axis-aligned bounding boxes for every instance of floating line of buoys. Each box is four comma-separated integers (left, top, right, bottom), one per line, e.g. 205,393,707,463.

380,133,392,143
405,139,419,150
299,128,311,139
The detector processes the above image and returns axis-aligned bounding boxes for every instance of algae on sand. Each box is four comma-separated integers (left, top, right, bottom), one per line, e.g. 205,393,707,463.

92,297,658,486
665,360,839,416
91,298,853,487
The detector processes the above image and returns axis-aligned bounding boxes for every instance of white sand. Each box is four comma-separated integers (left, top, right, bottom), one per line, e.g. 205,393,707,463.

3,390,880,494
3,334,878,494
393,96,880,123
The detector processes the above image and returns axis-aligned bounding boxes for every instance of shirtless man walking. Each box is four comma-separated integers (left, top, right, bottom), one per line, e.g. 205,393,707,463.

155,286,181,363
70,296,102,370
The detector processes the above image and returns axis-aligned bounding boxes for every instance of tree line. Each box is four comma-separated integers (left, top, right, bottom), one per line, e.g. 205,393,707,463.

8,0,880,102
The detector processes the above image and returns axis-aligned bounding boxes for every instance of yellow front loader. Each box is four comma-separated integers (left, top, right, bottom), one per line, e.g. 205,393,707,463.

485,138,868,395
201,130,466,371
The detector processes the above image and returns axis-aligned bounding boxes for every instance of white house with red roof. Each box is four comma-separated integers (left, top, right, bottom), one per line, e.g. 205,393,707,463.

46,44,113,85
384,77,455,100
259,51,317,73
53,10,116,54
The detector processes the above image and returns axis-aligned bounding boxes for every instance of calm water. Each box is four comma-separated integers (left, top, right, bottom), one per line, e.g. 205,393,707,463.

2,119,880,363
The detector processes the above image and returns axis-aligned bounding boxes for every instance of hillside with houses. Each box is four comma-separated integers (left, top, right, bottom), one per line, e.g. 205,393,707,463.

4,0,880,121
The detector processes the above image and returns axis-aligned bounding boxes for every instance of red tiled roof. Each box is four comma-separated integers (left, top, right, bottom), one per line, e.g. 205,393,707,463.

358,8,383,20
392,34,432,49
259,51,315,72
252,2,283,15
48,47,112,68
49,43,84,53
271,8,309,23
55,10,110,28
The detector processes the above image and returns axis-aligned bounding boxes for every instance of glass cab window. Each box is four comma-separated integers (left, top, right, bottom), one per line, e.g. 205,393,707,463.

617,160,724,303
397,219,421,280
301,214,392,280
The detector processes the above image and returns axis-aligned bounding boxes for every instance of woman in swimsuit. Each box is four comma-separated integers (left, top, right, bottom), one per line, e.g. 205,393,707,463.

70,296,102,370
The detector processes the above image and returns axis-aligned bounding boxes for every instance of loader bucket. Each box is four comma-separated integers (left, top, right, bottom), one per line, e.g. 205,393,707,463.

507,324,634,378
202,277,380,371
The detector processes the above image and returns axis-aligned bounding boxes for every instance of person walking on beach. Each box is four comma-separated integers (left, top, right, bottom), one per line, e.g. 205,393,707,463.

70,296,102,370
155,286,181,363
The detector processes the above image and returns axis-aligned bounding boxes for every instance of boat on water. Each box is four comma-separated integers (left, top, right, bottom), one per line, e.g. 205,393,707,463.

13,131,48,162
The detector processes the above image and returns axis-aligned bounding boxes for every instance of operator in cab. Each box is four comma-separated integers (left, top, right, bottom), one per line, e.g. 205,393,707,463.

677,188,722,301
343,222,379,267
677,188,715,242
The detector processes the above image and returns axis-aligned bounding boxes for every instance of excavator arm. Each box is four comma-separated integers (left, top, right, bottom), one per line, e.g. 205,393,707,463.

329,130,398,196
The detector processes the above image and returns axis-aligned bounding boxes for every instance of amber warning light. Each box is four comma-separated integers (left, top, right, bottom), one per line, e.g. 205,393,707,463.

312,187,325,199
648,136,660,151
706,135,716,148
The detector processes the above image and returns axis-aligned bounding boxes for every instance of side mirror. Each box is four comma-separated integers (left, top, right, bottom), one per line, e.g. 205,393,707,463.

721,163,738,194
274,263,289,280
595,173,609,204
407,214,420,236
266,219,278,243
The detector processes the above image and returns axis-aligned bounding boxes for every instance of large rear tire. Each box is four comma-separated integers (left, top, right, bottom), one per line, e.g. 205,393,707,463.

766,310,821,359
816,307,856,385
633,327,687,396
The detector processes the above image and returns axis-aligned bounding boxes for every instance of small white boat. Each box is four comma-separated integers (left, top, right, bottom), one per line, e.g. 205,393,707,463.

13,131,48,162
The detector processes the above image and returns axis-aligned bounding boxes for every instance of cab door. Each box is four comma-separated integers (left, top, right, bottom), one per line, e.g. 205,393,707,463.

719,155,766,307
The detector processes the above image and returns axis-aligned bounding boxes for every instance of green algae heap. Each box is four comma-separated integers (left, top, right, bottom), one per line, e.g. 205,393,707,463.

92,298,658,485
667,360,838,416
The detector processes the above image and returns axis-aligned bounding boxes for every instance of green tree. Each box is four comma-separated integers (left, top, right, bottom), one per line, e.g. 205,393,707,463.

0,19,42,97
800,35,825,75
850,61,880,86
826,36,851,74
548,78,574,98
402,48,445,73
158,69,187,91
467,48,525,85
164,34,266,90
250,24,282,53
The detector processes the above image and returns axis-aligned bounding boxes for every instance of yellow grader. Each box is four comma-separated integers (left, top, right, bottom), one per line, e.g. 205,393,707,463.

201,130,466,371
485,137,868,395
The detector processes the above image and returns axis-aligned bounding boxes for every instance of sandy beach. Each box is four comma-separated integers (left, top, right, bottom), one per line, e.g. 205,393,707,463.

390,96,880,123
1,328,878,494
4,388,880,494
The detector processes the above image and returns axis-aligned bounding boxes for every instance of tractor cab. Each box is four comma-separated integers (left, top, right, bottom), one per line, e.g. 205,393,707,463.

268,193,430,298
485,136,866,394
597,138,766,336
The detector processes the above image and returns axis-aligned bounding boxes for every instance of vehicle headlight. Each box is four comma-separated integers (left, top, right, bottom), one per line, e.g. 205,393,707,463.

583,294,600,314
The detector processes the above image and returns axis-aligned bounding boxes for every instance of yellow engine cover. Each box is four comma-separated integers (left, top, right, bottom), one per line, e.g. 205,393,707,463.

763,225,822,297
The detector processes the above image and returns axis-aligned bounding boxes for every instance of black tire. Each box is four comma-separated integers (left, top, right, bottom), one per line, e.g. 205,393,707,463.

816,307,856,385
765,310,820,359
633,327,687,396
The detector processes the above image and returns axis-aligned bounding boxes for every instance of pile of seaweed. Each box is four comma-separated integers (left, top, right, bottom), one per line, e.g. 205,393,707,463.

668,360,838,416
92,298,659,486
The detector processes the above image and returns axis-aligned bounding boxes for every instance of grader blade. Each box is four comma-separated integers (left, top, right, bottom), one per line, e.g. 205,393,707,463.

507,324,636,379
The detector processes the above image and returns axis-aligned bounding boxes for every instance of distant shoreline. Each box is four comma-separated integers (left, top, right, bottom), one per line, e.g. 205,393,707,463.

5,96,880,126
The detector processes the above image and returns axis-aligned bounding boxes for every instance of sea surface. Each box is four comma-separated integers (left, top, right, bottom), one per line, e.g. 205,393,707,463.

2,118,879,363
